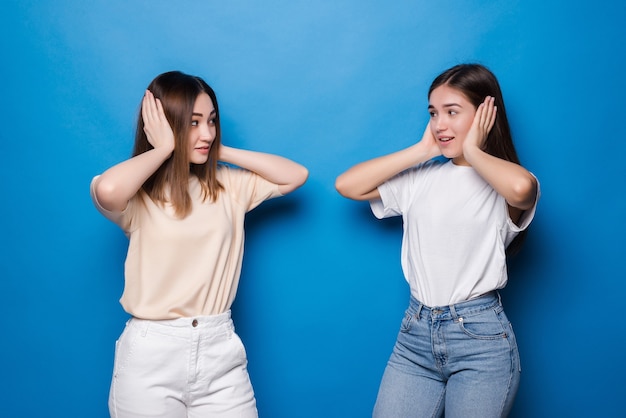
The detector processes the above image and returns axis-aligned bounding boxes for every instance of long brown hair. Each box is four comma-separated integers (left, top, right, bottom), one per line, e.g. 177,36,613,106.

132,71,223,218
428,64,527,255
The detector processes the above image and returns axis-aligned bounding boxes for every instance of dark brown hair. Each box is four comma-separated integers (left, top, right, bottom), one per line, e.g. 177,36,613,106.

132,71,223,218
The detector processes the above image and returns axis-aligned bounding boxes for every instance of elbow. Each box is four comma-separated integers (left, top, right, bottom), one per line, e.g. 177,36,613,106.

335,174,362,200
94,177,115,204
280,165,309,195
93,177,126,212
335,174,351,198
296,166,309,189
509,175,538,210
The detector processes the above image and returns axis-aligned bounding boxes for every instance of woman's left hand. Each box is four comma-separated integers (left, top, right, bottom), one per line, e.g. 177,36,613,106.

463,96,496,153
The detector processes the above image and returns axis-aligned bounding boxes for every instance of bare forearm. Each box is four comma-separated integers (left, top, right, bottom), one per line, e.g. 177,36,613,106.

464,146,538,210
219,145,308,194
94,147,173,211
335,143,435,201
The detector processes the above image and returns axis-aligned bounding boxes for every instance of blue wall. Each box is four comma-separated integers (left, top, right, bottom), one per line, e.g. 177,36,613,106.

2,1,624,416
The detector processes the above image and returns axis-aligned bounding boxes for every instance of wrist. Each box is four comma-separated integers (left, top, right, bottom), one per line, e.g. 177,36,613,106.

412,142,440,163
462,143,483,164
218,144,231,162
152,144,174,160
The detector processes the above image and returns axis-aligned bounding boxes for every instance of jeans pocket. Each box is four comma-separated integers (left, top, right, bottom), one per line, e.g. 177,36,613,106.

399,310,415,333
504,320,522,373
457,309,508,340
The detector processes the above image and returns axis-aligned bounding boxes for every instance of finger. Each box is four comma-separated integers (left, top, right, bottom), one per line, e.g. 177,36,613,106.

422,121,432,137
481,96,495,130
482,101,490,128
424,122,436,143
141,92,151,124
149,91,162,118
142,90,157,125
154,98,167,122
488,104,497,132
473,101,485,130
481,97,492,129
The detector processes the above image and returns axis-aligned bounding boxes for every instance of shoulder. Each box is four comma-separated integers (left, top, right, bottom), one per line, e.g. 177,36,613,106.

216,164,252,181
392,158,448,184
406,157,448,175
215,163,276,195
216,164,243,188
421,158,448,172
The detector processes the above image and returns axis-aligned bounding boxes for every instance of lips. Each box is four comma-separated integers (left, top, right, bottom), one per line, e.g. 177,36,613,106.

195,145,210,154
439,137,454,143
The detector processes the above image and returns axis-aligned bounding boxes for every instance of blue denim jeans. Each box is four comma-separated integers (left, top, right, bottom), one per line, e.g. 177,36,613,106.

373,292,521,418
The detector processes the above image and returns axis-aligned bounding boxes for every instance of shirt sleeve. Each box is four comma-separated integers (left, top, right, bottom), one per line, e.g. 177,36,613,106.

370,163,428,219
219,165,282,212
507,173,541,232
370,181,403,219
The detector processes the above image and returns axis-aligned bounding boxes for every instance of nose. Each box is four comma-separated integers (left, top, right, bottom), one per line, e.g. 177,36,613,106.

434,116,447,132
199,123,215,141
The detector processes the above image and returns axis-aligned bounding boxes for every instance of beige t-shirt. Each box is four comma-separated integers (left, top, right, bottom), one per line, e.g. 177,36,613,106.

91,165,282,319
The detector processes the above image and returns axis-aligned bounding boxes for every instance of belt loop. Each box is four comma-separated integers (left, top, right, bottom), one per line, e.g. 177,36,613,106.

496,291,502,306
450,303,458,319
416,303,423,320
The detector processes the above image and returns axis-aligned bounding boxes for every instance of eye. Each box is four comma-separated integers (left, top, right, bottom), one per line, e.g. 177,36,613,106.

448,110,458,116
191,120,199,127
429,111,437,118
208,118,216,126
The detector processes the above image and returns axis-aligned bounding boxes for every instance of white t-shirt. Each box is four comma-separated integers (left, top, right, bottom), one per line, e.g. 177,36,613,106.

371,159,538,307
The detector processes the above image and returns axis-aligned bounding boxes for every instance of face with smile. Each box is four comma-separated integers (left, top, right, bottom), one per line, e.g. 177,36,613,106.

188,92,216,165
428,84,477,166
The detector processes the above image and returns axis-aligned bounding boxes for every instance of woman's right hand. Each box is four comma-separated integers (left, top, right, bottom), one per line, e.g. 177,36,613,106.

416,122,442,160
335,123,441,201
141,90,175,153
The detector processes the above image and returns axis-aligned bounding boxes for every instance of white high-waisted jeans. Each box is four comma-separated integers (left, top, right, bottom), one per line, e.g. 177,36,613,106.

109,311,257,418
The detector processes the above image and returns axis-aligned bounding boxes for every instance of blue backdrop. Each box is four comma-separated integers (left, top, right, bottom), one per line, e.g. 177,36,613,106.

2,1,624,417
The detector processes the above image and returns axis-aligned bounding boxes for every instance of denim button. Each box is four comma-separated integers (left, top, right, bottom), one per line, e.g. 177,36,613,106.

192,319,198,327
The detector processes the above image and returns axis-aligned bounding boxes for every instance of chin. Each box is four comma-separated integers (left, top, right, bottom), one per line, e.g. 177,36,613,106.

190,157,209,165
441,152,458,160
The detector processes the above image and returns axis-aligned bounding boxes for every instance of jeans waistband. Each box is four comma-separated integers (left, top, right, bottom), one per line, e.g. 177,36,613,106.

409,292,501,320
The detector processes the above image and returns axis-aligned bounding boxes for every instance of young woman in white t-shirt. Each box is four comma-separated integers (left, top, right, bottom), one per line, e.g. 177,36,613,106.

91,71,308,417
336,64,539,417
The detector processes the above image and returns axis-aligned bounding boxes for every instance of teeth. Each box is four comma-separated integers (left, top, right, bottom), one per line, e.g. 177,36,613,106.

440,138,452,142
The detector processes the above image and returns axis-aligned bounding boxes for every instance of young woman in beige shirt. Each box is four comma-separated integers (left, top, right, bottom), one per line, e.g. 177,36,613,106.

91,71,308,417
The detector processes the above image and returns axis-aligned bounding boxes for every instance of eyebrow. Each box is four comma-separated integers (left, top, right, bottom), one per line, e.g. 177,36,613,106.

192,109,216,117
428,103,463,109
